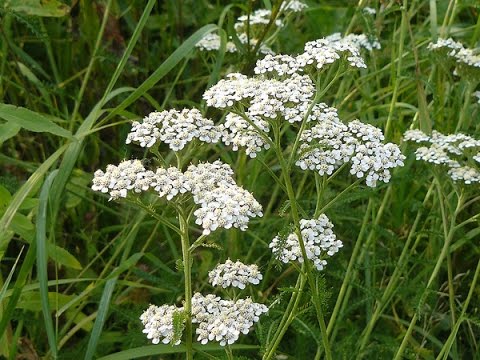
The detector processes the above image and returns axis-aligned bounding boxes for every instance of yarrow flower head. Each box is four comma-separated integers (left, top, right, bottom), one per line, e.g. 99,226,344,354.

208,260,263,289
185,161,263,235
234,9,283,34
270,214,343,271
281,0,308,13
404,129,480,184
191,293,268,346
126,109,223,151
140,304,184,345
196,33,237,53
296,112,405,187
91,159,154,200
427,38,480,78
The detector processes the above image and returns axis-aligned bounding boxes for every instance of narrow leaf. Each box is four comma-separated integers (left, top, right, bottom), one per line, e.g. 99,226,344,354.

0,104,72,138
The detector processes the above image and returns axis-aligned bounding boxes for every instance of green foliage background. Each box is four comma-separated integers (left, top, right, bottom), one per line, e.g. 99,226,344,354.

0,0,479,359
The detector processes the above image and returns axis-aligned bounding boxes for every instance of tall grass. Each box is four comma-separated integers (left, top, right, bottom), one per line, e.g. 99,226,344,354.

1,0,479,359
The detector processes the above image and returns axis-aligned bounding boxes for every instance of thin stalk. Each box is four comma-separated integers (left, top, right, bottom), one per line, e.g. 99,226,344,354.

436,255,480,360
326,198,374,336
263,274,306,360
393,186,464,360
455,82,475,132
357,182,435,354
179,210,193,360
385,0,408,139
69,0,113,131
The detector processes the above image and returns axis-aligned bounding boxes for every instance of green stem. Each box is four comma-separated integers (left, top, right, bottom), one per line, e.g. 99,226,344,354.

357,182,435,354
393,185,464,360
263,274,306,360
436,255,480,360
179,210,193,360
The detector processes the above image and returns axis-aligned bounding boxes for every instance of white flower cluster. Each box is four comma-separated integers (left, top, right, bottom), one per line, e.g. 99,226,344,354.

92,160,263,233
253,33,379,77
140,304,183,345
208,259,263,289
297,114,405,187
427,38,480,76
363,7,376,15
196,33,237,53
427,37,464,54
281,0,308,12
191,293,268,346
151,167,190,200
448,166,480,184
254,54,303,77
91,159,152,200
404,129,480,184
196,33,274,55
197,3,309,56
222,113,271,157
269,214,343,271
297,36,367,69
234,9,283,33
203,72,315,123
185,161,263,235
126,109,222,151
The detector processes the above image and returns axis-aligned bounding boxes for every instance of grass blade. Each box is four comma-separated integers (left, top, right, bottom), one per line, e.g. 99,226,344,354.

0,144,67,259
84,278,117,360
36,170,59,357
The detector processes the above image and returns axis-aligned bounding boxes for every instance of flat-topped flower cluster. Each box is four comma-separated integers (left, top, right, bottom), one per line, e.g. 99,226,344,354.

196,1,307,55
297,118,405,187
427,38,480,77
92,160,263,234
208,259,263,289
140,261,268,347
404,129,480,184
270,214,343,271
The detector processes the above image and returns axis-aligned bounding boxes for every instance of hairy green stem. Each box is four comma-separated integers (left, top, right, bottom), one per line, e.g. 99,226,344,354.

179,210,193,360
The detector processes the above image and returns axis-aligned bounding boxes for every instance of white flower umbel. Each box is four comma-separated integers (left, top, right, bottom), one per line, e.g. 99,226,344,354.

427,38,464,55
404,129,480,184
204,72,315,123
184,161,263,235
363,7,376,15
281,0,308,13
184,160,236,194
92,159,154,200
140,304,184,345
208,260,263,289
196,33,237,53
222,113,271,158
270,214,343,271
151,167,190,200
234,9,283,33
448,166,480,184
126,109,222,151
296,35,367,70
297,115,405,187
193,184,263,235
474,91,480,104
254,54,303,77
191,293,268,346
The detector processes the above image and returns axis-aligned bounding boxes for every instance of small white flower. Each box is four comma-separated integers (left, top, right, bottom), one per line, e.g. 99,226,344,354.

270,214,343,271
208,260,263,289
126,109,223,151
140,304,184,345
191,293,268,346
91,160,154,200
